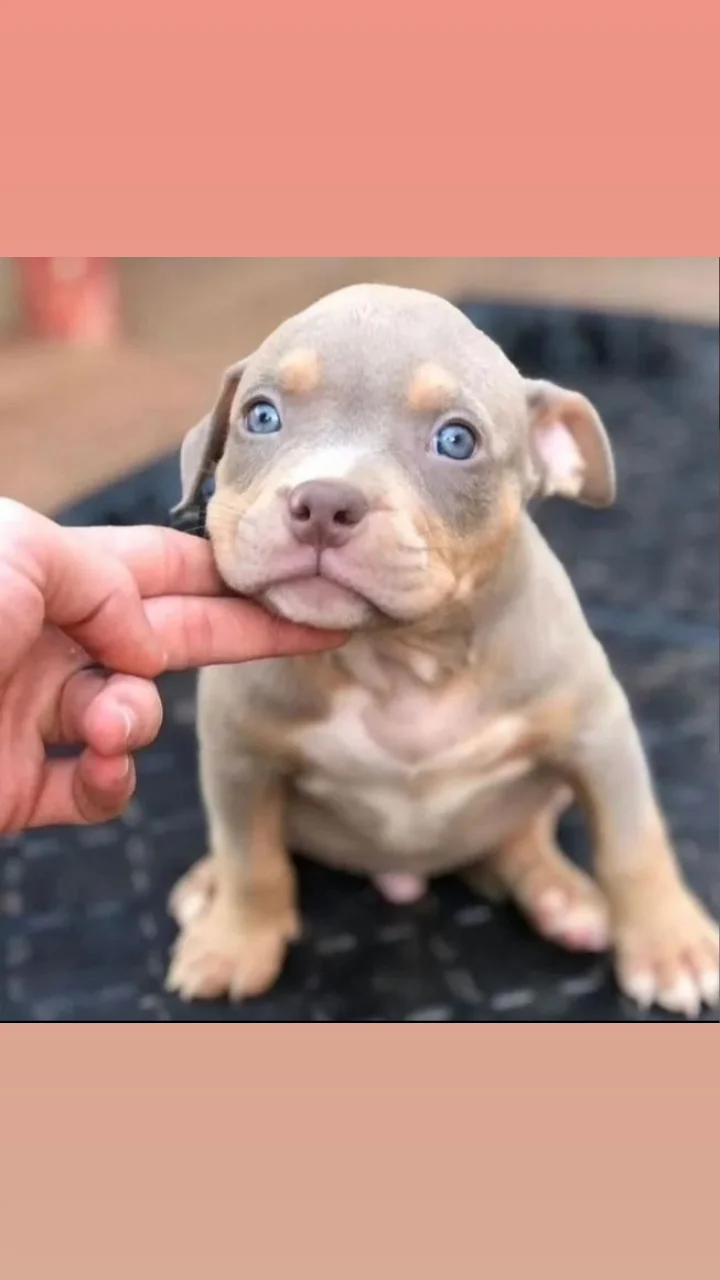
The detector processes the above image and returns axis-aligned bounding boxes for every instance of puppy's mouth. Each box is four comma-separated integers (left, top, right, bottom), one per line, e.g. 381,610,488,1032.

259,563,379,630
210,521,439,630
269,572,364,606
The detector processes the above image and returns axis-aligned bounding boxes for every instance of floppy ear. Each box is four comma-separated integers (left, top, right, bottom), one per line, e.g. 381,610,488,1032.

171,358,249,523
525,379,616,508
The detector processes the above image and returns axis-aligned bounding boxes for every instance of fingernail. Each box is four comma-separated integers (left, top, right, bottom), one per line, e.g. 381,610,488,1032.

119,708,135,745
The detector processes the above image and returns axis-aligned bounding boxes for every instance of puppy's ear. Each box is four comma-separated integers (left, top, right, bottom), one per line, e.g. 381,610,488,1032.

171,359,248,522
525,379,616,508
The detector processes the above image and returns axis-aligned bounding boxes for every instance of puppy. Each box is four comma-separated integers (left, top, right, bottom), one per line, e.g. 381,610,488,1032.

167,283,719,1017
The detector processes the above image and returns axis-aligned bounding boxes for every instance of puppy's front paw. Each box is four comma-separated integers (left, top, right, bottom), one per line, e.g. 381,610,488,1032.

614,888,719,1018
166,902,298,1002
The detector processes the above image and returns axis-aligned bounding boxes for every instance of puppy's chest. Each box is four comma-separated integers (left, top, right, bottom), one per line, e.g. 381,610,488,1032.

292,670,533,848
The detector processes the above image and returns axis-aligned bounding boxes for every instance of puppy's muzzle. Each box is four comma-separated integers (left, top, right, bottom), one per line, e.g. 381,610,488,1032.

286,480,369,549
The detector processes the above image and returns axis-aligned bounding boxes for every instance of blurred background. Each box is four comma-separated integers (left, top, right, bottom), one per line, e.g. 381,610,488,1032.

1,257,718,514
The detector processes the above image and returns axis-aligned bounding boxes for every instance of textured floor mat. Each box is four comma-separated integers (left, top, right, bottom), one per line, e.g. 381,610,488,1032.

1,301,717,1021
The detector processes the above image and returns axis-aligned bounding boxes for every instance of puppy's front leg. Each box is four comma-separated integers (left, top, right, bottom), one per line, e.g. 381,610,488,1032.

167,752,299,1002
564,684,718,1016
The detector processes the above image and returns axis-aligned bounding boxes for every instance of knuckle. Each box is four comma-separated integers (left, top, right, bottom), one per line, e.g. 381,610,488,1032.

0,502,36,562
0,497,31,530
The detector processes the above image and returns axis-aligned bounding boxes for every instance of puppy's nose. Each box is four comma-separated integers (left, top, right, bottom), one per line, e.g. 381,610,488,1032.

287,480,369,548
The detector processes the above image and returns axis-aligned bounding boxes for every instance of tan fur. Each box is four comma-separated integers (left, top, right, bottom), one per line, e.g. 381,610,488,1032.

277,347,322,396
168,283,719,1017
452,477,524,600
406,361,457,414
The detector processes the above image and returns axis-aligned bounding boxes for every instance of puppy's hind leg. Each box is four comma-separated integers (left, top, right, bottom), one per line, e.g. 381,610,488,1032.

464,787,611,952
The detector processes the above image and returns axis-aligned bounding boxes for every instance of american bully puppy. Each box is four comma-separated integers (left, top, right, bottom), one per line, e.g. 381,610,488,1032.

167,284,719,1017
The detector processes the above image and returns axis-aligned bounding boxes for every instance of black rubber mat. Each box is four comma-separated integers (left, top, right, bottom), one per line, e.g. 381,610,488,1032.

1,301,718,1021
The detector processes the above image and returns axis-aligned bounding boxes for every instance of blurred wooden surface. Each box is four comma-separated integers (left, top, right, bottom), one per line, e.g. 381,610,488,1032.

1,257,717,512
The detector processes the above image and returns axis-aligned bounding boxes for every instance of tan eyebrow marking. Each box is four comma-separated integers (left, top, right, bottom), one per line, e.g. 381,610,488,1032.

277,348,322,395
407,362,457,413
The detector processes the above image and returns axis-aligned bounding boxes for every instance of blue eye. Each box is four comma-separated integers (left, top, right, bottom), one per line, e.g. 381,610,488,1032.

433,422,477,461
245,400,282,434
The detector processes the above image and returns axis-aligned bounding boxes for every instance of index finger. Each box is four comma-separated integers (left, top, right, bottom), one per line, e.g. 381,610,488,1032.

144,594,346,670
69,525,224,599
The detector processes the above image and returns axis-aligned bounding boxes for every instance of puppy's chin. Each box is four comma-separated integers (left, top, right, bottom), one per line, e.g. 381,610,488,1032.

262,578,373,631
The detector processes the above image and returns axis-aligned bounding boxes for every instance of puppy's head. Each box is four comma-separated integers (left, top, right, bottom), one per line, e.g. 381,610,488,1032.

175,284,615,631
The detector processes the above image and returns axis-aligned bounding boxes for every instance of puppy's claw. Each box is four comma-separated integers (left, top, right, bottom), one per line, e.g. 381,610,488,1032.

175,890,207,928
656,973,701,1020
698,967,720,1007
621,969,656,1010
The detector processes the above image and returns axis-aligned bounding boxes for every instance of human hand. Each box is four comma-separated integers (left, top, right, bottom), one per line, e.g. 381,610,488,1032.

0,500,343,833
